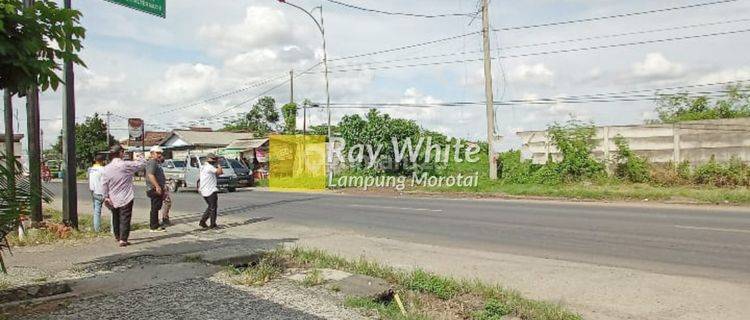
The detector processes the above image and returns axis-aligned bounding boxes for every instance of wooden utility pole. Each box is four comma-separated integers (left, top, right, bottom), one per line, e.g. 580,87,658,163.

62,0,78,228
3,91,15,203
481,0,498,180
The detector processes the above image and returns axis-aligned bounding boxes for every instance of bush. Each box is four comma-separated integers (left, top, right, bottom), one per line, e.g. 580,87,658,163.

612,136,650,183
649,162,691,186
548,120,604,182
693,156,749,187
497,150,535,184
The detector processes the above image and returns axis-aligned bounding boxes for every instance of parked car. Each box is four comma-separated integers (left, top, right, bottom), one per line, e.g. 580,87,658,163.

227,158,253,188
164,154,250,192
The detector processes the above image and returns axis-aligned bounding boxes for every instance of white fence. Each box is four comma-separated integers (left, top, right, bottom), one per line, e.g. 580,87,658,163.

517,118,750,165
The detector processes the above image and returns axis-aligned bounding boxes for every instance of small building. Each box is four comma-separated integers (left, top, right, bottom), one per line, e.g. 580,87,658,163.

160,128,253,160
0,133,24,167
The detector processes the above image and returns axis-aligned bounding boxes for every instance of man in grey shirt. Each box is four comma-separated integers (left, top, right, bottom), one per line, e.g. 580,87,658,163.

146,146,167,232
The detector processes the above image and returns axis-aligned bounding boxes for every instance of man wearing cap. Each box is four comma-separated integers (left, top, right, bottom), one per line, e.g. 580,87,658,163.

146,146,168,232
101,145,147,247
199,153,223,229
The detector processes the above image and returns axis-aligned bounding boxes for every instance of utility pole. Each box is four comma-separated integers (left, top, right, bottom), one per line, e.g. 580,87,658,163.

3,91,15,205
106,111,111,147
481,0,498,180
290,69,294,104
25,0,42,225
62,0,78,228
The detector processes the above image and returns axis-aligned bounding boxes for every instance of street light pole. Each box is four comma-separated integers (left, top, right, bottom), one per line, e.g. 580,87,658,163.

278,0,333,185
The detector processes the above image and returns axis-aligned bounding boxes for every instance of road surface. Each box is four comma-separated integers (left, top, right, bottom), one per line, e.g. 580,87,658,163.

47,182,750,283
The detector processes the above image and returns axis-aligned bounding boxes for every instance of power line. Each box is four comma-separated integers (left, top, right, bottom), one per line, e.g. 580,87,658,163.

328,31,481,62
148,73,293,117
495,0,739,32
326,28,750,73
322,79,750,108
324,0,480,18
330,17,750,67
151,62,323,131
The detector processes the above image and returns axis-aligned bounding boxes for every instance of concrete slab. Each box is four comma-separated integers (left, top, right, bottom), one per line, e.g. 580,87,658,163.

328,274,392,300
286,268,352,283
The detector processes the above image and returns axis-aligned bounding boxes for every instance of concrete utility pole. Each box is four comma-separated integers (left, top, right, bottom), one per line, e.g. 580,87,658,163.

481,0,498,180
62,0,78,228
106,111,111,147
24,0,42,224
290,69,294,104
4,91,15,203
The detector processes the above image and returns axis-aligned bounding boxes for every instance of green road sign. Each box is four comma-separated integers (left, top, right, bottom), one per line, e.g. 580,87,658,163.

105,0,166,18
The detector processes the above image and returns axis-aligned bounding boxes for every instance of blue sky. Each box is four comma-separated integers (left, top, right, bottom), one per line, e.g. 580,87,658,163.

6,0,750,150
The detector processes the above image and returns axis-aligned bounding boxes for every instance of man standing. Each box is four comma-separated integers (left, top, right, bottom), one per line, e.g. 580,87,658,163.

199,154,223,229
101,145,147,247
87,154,107,233
145,146,167,232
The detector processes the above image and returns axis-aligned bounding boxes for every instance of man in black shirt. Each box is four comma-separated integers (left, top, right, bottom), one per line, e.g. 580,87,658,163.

145,146,167,232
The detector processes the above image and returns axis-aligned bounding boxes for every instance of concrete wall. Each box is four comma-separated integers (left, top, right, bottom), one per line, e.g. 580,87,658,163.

517,118,750,165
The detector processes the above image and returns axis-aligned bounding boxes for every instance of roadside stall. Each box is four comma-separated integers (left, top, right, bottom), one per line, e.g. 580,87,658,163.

220,138,269,180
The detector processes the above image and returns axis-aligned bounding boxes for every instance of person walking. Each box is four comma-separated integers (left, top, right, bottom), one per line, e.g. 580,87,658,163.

101,145,147,247
199,154,222,229
145,146,167,232
87,154,108,233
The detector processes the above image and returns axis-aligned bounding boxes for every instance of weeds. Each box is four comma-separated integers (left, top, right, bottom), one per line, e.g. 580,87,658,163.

284,247,581,320
231,251,286,286
302,268,324,287
183,254,203,263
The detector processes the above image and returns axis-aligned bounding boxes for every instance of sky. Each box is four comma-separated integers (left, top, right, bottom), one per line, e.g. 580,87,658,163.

5,0,750,152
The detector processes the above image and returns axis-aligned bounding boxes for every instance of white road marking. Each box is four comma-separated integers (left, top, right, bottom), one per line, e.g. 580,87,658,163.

674,225,750,234
349,204,443,213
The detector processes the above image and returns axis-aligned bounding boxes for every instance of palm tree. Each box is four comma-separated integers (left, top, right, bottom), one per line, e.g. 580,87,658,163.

0,158,53,273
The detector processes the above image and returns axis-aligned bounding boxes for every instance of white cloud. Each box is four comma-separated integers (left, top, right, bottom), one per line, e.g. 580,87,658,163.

697,67,750,84
632,53,685,78
199,6,300,57
148,63,219,104
509,63,555,85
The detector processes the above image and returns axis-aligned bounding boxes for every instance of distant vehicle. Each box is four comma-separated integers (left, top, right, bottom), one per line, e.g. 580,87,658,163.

163,154,251,192
227,158,253,188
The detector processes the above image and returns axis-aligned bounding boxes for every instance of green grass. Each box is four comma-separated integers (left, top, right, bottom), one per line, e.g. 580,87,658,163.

254,179,269,187
401,152,750,205
7,208,147,247
0,278,10,290
283,247,581,320
345,296,429,320
302,268,324,287
426,181,750,204
230,252,286,286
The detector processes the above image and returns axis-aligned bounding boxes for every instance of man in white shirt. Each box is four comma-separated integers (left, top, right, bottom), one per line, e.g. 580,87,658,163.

87,154,107,233
199,153,223,229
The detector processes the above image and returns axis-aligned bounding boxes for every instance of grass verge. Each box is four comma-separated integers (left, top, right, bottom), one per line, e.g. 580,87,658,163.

6,207,146,247
227,247,582,320
425,181,750,205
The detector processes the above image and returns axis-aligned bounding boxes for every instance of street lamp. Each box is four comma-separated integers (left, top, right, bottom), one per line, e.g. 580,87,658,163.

278,0,333,185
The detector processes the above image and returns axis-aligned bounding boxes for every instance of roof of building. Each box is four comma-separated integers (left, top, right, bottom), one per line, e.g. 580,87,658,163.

162,130,253,148
0,134,24,142
225,138,269,151
125,131,170,148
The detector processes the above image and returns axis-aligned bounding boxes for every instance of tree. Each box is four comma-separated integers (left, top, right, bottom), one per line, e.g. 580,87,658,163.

281,102,297,133
223,96,280,136
0,0,86,95
53,113,113,169
654,85,750,123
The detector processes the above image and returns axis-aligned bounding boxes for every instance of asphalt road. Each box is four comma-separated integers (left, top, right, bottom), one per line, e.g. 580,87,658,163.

47,182,750,283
